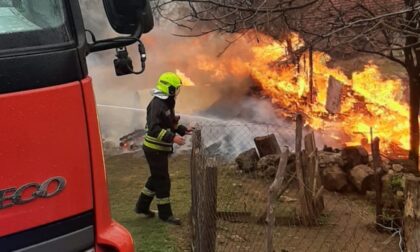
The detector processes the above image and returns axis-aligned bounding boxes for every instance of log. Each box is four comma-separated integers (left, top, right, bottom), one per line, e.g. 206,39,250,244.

321,164,348,191
235,148,259,172
257,154,280,172
404,174,420,252
254,134,281,158
389,159,419,175
341,146,369,171
318,151,343,168
266,148,289,252
349,164,375,193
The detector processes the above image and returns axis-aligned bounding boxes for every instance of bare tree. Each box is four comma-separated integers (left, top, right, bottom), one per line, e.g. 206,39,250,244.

155,0,420,167
153,0,318,37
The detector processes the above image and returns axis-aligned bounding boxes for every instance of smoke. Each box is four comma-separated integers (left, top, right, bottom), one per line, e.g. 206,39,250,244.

80,1,413,157
79,0,287,145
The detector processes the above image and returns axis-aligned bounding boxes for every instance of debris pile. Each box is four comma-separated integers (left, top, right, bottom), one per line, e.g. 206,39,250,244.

234,144,416,196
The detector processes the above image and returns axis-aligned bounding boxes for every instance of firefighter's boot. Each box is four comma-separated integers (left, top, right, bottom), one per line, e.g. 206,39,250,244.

157,203,181,225
135,192,156,218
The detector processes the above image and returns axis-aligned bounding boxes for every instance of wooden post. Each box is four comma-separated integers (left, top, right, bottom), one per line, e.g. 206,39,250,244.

286,38,297,65
309,46,314,104
266,148,289,252
371,137,383,229
201,160,217,252
296,114,306,224
191,129,218,252
190,129,203,252
404,175,420,252
254,134,281,157
296,114,317,226
304,133,316,190
304,132,324,215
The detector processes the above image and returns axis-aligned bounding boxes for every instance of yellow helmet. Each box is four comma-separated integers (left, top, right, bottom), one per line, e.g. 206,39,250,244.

156,72,182,96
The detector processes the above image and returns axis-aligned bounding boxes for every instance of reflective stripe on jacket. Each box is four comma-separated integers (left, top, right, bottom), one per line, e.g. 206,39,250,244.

143,133,173,152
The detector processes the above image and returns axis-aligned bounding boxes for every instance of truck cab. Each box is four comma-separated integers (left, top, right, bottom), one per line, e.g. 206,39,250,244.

0,0,153,251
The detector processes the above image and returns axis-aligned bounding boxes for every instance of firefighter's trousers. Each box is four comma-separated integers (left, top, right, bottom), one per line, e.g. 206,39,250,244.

136,145,174,220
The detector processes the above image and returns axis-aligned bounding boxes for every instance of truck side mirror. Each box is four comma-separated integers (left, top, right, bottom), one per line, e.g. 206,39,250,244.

88,0,154,75
103,0,154,35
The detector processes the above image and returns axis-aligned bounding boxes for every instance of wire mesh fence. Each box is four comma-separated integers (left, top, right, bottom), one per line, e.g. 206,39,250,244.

189,119,402,252
96,104,412,251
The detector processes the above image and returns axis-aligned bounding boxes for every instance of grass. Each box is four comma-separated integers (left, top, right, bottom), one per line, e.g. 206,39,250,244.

105,152,401,252
105,152,191,252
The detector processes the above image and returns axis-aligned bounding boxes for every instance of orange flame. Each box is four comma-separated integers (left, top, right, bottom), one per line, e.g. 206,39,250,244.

249,33,412,155
176,32,417,156
176,69,196,86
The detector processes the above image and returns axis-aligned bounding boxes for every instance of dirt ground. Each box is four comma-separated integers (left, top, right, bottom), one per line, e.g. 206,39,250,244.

105,151,401,252
212,166,402,252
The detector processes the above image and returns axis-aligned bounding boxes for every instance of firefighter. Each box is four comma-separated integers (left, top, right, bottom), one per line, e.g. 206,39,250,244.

135,72,190,225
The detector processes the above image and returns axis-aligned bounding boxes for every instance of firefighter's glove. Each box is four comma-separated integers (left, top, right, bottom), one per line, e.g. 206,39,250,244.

176,125,188,136
173,135,185,146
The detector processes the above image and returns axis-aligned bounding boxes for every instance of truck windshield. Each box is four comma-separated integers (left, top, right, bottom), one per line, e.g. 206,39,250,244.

0,0,72,52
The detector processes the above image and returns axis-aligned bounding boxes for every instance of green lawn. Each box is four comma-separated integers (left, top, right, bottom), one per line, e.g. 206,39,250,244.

105,152,191,252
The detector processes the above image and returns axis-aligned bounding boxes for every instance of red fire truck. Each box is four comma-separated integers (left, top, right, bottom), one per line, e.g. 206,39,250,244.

0,0,153,251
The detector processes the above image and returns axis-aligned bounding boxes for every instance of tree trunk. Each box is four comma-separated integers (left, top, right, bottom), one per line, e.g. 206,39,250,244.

402,3,419,170
407,72,419,170
404,174,420,252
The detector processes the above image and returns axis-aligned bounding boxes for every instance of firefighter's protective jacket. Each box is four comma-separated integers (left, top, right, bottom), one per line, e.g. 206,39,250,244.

143,97,188,152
